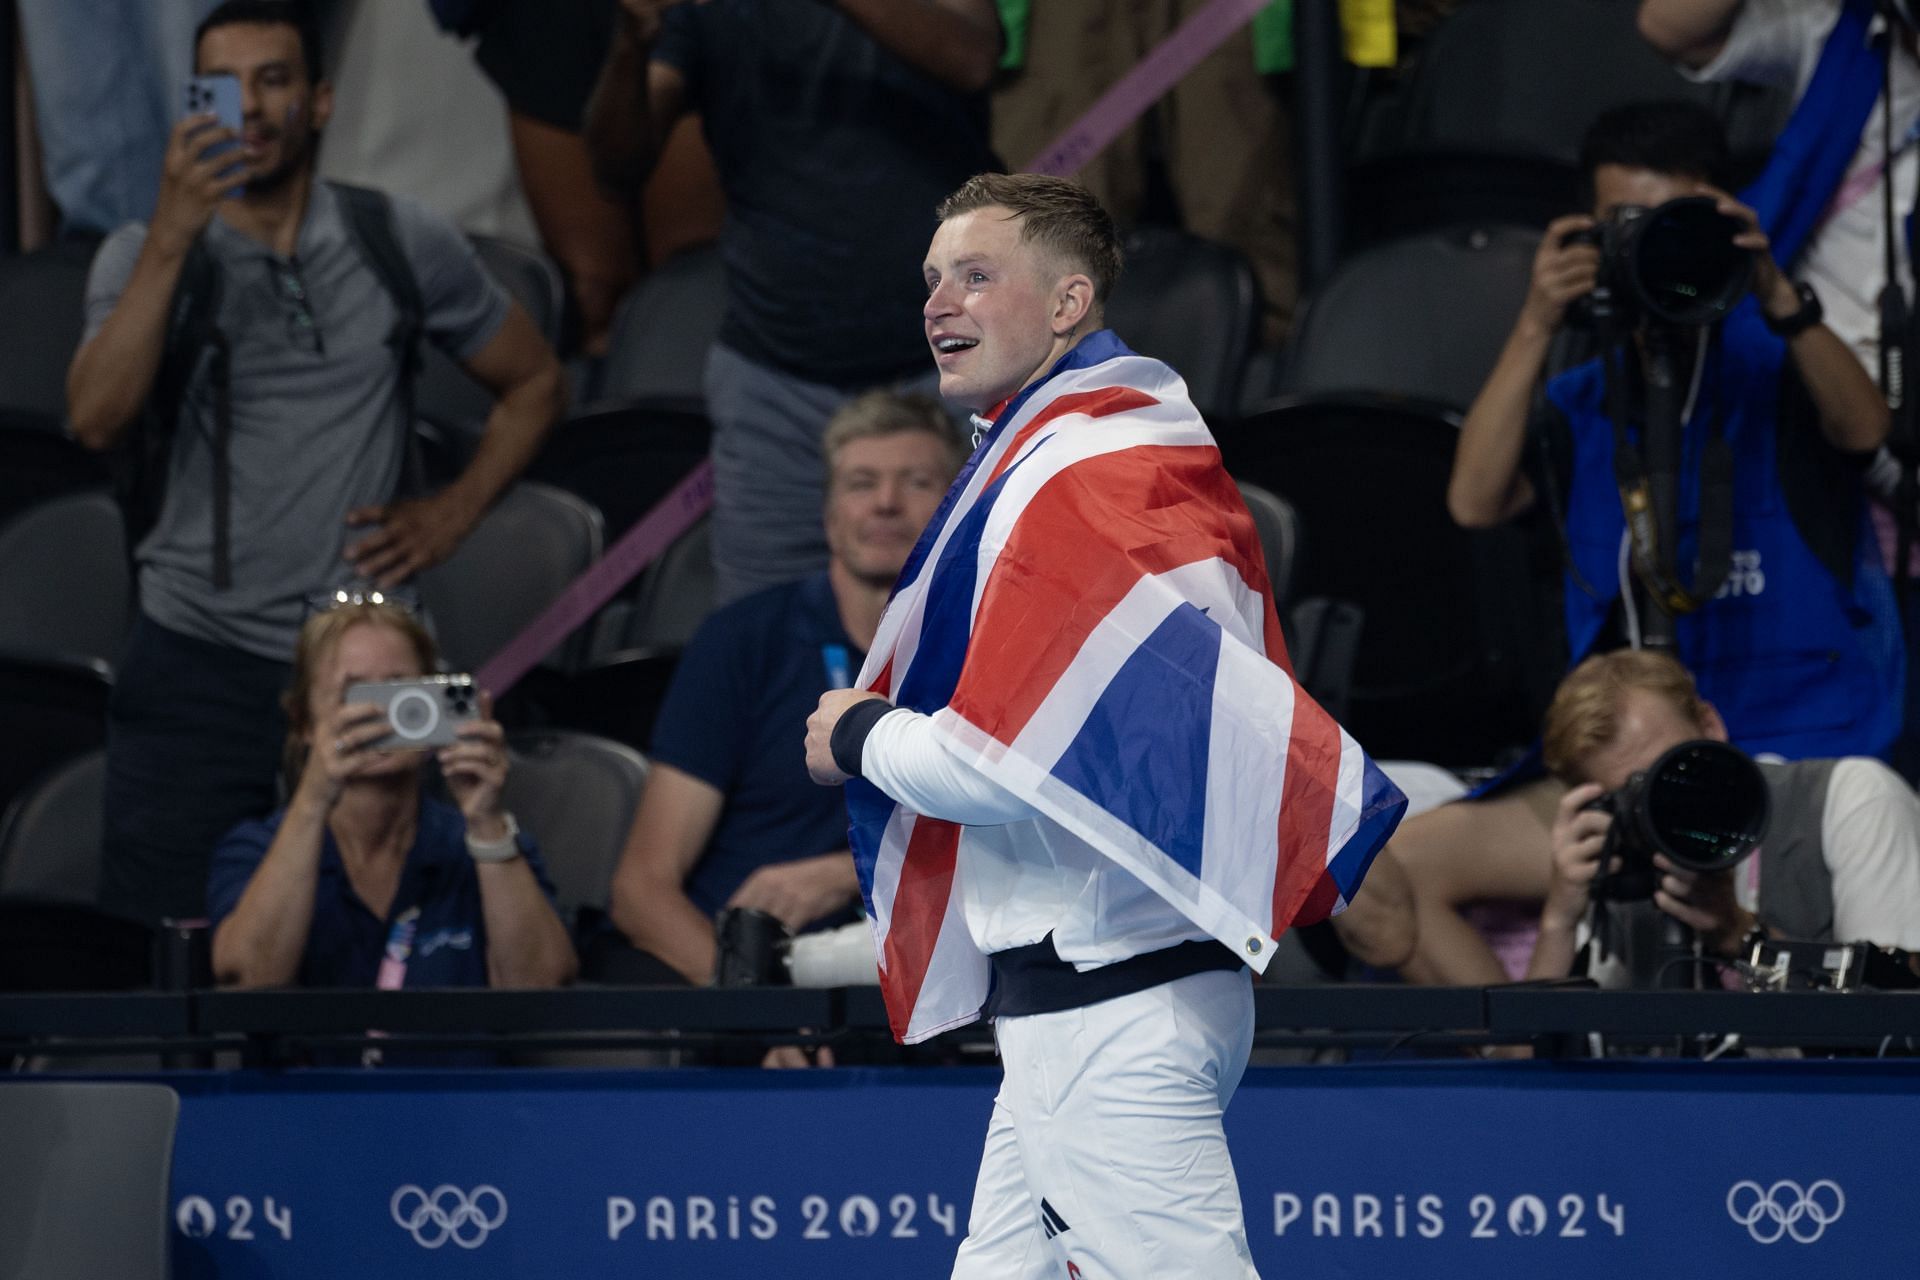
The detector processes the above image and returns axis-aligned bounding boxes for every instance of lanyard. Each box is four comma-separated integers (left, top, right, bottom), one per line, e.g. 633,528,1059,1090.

821,643,851,689
375,905,421,991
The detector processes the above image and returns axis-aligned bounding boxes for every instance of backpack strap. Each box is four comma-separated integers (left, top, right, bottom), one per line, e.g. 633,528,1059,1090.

121,234,224,581
329,182,429,497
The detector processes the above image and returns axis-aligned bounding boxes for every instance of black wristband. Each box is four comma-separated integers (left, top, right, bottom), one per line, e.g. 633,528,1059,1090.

1763,280,1823,339
830,698,894,779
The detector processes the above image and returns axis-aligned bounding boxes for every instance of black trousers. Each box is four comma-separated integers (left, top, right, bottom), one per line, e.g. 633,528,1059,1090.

98,614,289,924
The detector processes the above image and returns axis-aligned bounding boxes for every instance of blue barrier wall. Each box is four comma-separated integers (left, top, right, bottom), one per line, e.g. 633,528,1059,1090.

140,1060,1919,1277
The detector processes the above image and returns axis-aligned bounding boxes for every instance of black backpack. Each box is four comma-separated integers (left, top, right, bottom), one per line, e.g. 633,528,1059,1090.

118,182,427,589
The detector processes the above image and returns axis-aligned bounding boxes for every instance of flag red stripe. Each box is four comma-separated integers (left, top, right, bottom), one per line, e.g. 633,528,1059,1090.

981,387,1161,490
1273,696,1342,929
949,444,1273,743
880,817,962,1040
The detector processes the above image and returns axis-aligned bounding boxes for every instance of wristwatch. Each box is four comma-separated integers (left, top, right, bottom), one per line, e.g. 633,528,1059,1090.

465,812,522,863
1763,280,1824,339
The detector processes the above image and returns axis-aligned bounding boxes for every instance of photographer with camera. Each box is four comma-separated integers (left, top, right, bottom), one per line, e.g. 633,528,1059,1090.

207,599,576,990
1526,649,1920,985
1638,0,1920,778
1451,98,1899,754
1382,101,1902,989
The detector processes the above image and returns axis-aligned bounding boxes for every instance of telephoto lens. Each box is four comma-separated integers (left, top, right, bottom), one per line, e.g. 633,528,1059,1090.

1591,738,1770,901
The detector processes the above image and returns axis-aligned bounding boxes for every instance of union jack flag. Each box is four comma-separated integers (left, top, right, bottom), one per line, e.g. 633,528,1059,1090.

847,333,1407,1043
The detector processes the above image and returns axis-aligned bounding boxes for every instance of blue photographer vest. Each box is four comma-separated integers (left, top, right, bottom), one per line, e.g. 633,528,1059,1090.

1548,303,1904,759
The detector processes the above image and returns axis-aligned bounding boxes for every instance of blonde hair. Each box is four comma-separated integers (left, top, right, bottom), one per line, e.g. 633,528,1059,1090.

1541,649,1710,783
822,390,965,483
281,602,438,789
937,173,1124,303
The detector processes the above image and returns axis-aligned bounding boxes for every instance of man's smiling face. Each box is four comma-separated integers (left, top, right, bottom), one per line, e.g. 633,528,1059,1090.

922,206,1070,411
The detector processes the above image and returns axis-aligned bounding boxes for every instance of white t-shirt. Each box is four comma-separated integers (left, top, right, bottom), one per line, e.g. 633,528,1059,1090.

1732,756,1920,949
1685,0,1920,376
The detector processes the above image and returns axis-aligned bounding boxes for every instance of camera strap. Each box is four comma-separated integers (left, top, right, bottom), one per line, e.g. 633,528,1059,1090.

1877,21,1920,598
1604,328,1735,616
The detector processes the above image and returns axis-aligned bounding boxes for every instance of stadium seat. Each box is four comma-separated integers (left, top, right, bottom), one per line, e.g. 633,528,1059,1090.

621,515,716,655
1387,0,1721,161
1106,226,1261,427
0,747,106,905
413,234,567,459
472,234,566,344
1233,479,1299,612
598,243,726,412
0,490,130,672
1280,223,1538,412
0,653,110,823
1225,393,1559,765
528,400,712,541
0,1081,177,1280
417,481,605,675
0,426,110,530
1344,0,1792,246
542,647,683,754
503,730,648,931
0,244,91,435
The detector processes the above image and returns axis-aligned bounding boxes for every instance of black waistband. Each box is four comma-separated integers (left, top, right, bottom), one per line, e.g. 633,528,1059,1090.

984,934,1245,1019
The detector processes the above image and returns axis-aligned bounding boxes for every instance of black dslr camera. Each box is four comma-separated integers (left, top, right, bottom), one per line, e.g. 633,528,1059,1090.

1565,195,1754,329
1587,739,1771,902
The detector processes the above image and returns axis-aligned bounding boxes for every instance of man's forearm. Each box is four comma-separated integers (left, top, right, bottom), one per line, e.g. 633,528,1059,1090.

834,0,1000,93
443,360,564,525
1786,320,1892,454
612,883,721,986
1448,317,1551,528
584,30,663,198
1636,0,1744,66
66,237,194,450
860,709,1039,826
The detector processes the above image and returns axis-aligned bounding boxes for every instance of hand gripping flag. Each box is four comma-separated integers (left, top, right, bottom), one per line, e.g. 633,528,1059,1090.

846,332,1407,1042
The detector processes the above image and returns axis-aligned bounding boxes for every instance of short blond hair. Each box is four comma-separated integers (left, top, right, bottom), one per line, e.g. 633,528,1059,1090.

822,389,965,483
937,173,1123,303
281,602,438,789
1541,649,1710,783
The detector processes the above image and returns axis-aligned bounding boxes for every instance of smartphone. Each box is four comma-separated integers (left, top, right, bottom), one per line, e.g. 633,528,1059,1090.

182,73,246,197
344,674,481,751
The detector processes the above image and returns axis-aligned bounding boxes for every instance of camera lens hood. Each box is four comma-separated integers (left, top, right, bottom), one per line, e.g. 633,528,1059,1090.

1628,738,1770,874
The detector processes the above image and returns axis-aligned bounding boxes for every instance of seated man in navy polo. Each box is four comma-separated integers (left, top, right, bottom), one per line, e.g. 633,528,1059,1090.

208,600,577,989
606,391,963,986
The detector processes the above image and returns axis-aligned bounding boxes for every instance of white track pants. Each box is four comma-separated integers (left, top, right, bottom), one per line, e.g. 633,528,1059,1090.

950,967,1261,1280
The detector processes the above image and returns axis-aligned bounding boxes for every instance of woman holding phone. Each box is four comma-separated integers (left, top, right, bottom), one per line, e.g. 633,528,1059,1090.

207,599,577,991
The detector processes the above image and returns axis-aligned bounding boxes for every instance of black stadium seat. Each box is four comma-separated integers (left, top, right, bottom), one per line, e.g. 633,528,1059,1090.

0,244,92,435
1281,223,1538,413
597,244,726,413
0,490,131,673
1225,393,1560,765
1106,226,1261,428
503,729,649,936
417,480,605,676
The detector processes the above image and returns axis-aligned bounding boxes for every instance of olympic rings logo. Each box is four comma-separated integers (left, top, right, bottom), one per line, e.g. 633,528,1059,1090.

390,1184,509,1249
1725,1179,1845,1244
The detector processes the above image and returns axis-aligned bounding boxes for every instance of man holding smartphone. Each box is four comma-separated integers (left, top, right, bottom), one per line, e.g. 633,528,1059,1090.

65,0,565,925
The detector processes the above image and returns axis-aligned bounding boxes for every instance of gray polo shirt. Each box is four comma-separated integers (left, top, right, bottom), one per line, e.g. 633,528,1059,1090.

80,184,510,660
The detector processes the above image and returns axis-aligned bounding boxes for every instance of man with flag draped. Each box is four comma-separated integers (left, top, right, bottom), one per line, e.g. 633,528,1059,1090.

803,173,1405,1278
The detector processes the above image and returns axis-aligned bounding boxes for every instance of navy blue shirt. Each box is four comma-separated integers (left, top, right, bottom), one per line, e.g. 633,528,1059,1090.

652,0,999,387
650,573,862,919
208,797,559,988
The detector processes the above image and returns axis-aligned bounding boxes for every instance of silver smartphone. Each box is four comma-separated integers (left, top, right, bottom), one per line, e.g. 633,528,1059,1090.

344,674,480,750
